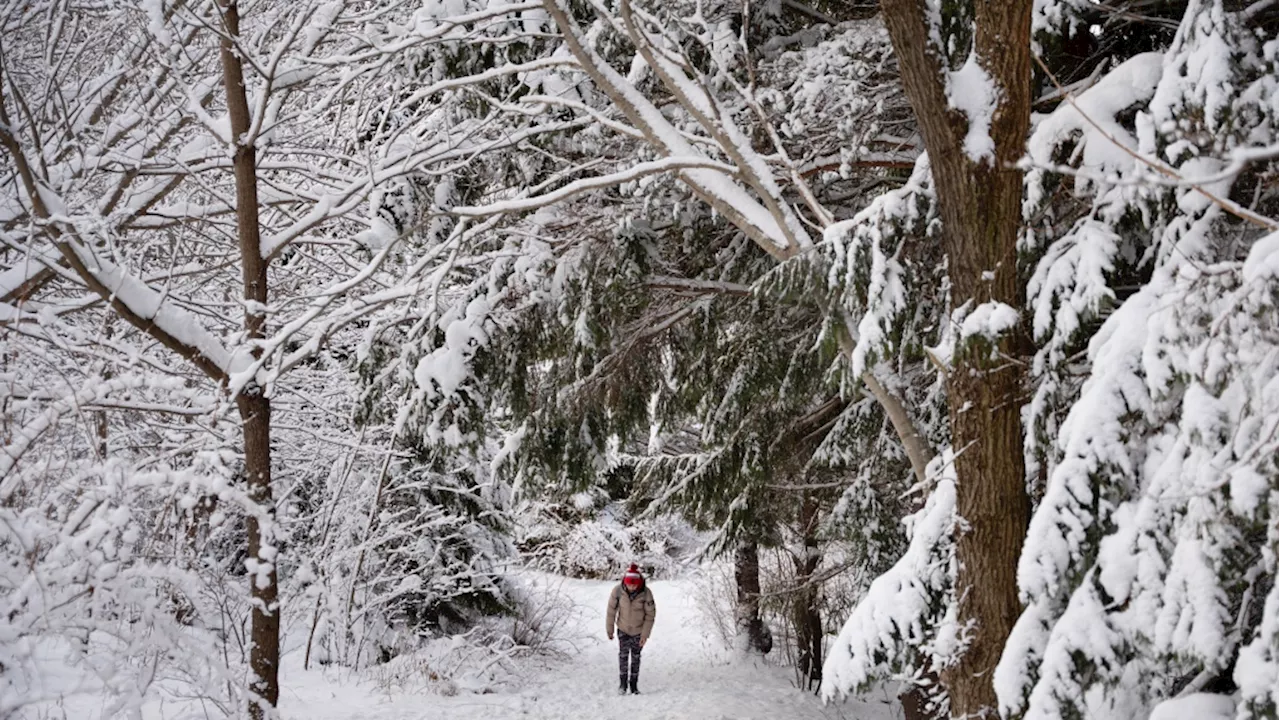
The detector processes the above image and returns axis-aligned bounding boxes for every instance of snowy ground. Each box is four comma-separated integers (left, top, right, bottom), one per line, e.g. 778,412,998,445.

24,573,900,719
276,575,901,720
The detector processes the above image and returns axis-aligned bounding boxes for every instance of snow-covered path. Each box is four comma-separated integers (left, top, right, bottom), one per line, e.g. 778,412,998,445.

279,575,900,720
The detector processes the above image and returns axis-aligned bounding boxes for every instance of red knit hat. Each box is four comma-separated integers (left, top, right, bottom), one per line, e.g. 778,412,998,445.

622,563,642,586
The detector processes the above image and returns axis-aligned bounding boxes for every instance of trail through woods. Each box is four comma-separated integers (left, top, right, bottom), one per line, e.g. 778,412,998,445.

276,575,900,720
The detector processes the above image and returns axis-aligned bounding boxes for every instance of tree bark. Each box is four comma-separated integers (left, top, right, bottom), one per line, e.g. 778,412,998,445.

238,393,278,716
217,1,279,715
734,539,773,655
901,675,943,720
878,0,1033,717
792,493,823,691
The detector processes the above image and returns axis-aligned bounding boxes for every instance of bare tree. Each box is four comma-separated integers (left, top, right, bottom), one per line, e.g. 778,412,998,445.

1,0,604,711
215,1,279,712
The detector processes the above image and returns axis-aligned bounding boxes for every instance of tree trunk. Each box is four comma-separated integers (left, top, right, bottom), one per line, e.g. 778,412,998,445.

217,1,279,715
878,0,1033,716
792,493,823,691
238,393,278,716
734,539,772,655
94,321,114,460
901,676,943,720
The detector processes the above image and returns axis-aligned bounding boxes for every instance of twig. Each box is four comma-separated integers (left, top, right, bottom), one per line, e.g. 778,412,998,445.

644,275,753,296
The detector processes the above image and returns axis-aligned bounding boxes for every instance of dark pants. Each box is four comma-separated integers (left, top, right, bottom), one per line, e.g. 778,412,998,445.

617,631,642,686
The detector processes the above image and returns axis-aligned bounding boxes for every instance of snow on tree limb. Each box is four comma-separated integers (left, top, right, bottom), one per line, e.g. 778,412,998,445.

821,450,958,703
1004,5,1278,715
616,0,814,251
539,0,802,259
0,138,233,381
0,377,140,485
452,157,740,217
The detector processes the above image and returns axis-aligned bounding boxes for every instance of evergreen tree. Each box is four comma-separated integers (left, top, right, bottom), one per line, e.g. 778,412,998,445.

823,3,1278,719
998,2,1279,718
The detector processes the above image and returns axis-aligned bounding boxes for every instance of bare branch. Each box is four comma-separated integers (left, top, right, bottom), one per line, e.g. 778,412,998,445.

452,156,740,217
540,0,800,260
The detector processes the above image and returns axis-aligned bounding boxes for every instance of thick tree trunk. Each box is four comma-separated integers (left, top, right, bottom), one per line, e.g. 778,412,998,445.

217,1,279,715
879,0,1033,716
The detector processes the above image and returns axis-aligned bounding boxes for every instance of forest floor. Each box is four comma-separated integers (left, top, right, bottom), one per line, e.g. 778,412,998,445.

33,573,901,719
277,574,902,720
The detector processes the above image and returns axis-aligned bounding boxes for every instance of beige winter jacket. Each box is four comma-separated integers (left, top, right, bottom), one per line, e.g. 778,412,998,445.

606,582,656,642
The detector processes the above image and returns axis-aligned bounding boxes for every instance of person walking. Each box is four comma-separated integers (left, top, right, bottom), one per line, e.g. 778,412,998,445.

605,563,656,695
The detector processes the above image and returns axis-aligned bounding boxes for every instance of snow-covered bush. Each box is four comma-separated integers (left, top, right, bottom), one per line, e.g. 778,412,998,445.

561,518,643,578
690,561,741,652
364,631,513,697
364,573,574,696
298,452,515,670
503,574,576,657
517,497,697,580
0,455,247,716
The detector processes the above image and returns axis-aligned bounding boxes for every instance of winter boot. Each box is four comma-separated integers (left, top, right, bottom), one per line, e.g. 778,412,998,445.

618,677,628,695
629,679,639,695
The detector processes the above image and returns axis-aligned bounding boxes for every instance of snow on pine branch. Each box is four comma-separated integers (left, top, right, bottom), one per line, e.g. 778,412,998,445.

381,225,529,453
1021,52,1164,375
1022,0,1276,496
1234,579,1279,719
802,155,934,381
998,232,1279,720
1004,14,1277,713
821,450,959,705
1023,52,1166,214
